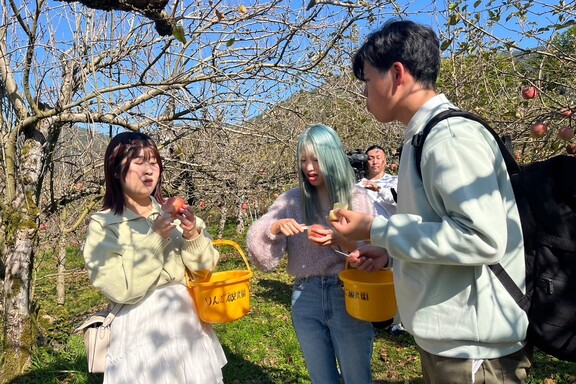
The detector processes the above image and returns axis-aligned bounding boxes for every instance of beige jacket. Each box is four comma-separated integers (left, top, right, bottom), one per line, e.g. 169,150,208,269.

83,197,219,304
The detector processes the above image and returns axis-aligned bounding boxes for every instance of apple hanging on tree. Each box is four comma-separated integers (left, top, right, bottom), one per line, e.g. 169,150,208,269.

530,122,548,138
558,126,575,141
567,143,576,155
521,86,538,100
241,203,249,211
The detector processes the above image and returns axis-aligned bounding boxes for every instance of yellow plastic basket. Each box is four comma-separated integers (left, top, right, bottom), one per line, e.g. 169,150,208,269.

188,240,253,324
339,266,396,322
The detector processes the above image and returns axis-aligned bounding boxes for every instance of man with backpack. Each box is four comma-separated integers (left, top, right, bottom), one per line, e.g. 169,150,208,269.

330,19,533,383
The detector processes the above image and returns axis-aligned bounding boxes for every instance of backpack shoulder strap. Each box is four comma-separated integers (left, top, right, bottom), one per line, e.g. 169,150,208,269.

412,109,528,313
412,109,520,179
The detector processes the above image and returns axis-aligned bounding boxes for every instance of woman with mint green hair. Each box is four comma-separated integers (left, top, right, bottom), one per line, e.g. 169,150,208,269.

247,124,376,383
297,124,356,224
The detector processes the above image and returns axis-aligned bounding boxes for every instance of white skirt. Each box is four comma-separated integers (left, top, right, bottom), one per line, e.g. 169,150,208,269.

104,284,227,384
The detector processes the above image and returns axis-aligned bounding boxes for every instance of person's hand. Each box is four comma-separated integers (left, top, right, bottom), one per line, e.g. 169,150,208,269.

176,205,200,240
307,224,337,247
151,214,177,239
307,225,358,251
329,208,374,241
362,179,380,192
271,218,306,237
348,244,390,272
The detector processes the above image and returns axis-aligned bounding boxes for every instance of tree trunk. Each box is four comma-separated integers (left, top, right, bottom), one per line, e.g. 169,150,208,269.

0,126,53,378
217,206,228,239
1,228,36,380
56,236,66,306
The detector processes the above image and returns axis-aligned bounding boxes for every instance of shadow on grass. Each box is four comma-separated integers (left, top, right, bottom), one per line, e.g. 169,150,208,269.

254,278,292,309
7,354,103,384
8,344,308,384
221,343,309,384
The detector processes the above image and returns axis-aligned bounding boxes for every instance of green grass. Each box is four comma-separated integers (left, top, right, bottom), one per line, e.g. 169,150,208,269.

7,237,576,383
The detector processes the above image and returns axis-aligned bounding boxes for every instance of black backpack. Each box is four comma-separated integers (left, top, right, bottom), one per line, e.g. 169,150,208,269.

412,109,576,361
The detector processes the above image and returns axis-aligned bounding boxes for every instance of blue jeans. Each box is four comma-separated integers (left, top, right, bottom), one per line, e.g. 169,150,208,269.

291,275,374,384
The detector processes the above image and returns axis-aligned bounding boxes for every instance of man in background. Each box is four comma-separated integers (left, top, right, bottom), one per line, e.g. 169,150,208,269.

357,145,397,219
357,145,404,334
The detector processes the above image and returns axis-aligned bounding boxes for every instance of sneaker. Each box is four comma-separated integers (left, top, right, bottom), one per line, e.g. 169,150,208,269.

390,323,405,336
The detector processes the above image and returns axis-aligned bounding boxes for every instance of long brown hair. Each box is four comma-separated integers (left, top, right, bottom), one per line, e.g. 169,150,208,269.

102,131,164,214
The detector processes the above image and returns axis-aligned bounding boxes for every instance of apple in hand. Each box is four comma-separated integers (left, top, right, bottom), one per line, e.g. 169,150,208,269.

308,224,327,238
328,202,348,221
162,197,186,217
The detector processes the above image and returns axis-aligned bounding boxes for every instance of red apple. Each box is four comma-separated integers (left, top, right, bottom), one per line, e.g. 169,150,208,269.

514,153,521,160
521,86,538,100
530,122,548,138
241,203,249,210
75,182,84,191
307,224,326,238
273,193,279,198
198,200,206,208
567,143,576,155
558,126,575,141
389,163,398,172
560,109,573,117
162,196,186,217
39,223,48,231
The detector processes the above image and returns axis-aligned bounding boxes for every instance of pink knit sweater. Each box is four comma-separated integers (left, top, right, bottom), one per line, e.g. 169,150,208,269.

247,186,375,277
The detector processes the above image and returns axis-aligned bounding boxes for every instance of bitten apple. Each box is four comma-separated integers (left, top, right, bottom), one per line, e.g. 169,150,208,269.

328,202,348,221
162,197,186,217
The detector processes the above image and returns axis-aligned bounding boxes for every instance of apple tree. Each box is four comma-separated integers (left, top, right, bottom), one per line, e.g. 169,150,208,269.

438,0,576,160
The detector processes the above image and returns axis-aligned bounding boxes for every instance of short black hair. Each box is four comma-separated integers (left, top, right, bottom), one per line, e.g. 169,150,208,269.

352,19,440,89
365,145,385,154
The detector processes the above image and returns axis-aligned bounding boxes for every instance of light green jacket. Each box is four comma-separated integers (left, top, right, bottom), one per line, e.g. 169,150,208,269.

372,95,528,359
83,197,219,304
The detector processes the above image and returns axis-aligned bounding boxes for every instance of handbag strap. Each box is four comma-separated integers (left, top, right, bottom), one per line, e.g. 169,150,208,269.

102,302,124,327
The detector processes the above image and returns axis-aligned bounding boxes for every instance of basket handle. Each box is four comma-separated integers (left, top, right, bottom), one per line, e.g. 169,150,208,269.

211,239,252,273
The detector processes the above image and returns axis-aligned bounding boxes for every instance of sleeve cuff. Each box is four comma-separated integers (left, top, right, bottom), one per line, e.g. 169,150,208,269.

370,215,389,248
